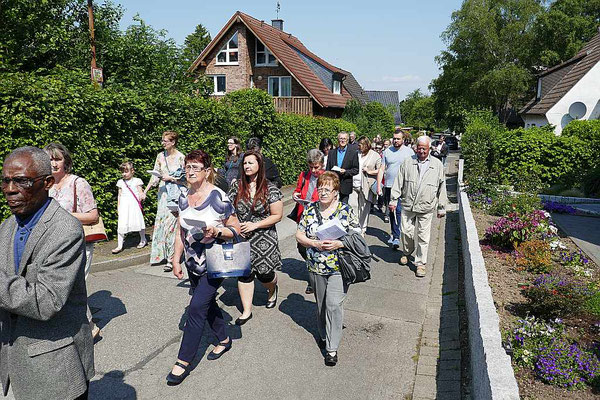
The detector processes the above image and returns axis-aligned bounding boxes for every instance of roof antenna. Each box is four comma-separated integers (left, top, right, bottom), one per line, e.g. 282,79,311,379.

276,1,281,19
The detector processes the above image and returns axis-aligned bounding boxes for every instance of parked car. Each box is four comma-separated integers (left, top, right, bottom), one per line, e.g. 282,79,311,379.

445,136,459,150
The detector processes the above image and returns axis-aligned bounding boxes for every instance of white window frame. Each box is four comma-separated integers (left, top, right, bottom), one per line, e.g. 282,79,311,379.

255,38,277,66
268,76,292,97
216,31,239,66
333,79,341,95
208,75,226,95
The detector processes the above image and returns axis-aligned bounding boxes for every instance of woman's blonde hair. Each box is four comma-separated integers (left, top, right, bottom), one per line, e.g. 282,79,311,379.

163,130,179,145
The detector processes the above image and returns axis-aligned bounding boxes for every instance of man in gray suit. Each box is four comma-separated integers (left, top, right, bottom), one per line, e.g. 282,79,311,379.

0,147,94,399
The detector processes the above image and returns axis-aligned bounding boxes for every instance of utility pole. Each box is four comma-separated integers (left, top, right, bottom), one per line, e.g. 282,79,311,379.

88,0,103,85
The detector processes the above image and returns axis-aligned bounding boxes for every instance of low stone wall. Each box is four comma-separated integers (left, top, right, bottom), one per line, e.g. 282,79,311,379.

538,194,600,205
458,159,520,399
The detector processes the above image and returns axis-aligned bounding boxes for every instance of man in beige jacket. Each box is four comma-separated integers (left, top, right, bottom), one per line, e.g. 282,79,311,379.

390,136,447,277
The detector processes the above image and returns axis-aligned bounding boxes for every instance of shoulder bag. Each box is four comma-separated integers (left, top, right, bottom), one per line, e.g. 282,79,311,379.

73,178,108,243
205,226,251,279
123,180,144,215
163,150,186,207
286,171,308,222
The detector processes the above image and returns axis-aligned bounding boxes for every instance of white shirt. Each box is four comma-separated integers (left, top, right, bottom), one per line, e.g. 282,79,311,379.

417,156,431,183
353,153,365,188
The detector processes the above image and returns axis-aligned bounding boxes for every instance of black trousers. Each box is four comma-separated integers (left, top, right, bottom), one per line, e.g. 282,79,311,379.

339,193,350,204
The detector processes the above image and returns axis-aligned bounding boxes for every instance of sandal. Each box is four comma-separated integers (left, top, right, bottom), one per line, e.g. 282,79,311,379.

137,242,147,249
111,247,123,254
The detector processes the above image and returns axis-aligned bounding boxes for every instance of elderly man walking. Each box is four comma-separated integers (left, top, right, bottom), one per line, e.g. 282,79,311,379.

0,147,94,399
326,131,359,204
390,136,446,278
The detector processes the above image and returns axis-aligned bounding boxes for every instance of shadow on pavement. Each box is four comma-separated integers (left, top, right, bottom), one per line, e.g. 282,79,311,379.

89,370,136,399
279,293,319,339
88,290,127,330
280,257,311,283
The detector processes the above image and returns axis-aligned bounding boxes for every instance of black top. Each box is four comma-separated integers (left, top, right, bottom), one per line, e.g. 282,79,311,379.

325,146,359,195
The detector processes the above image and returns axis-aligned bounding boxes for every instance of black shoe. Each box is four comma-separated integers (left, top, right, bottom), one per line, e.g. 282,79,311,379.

305,285,314,295
206,339,232,361
325,352,338,366
166,361,191,385
235,313,252,326
266,285,278,309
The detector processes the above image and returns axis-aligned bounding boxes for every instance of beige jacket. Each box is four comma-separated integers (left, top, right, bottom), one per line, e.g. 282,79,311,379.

359,150,382,203
390,155,447,214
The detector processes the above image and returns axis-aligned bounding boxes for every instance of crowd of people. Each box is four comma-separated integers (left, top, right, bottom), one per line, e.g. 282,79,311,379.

0,128,448,398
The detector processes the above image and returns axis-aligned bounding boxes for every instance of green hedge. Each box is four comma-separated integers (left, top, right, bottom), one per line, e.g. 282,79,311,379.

461,111,600,193
0,70,356,236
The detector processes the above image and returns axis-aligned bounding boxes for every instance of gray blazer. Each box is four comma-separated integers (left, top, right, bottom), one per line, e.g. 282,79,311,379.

0,199,95,400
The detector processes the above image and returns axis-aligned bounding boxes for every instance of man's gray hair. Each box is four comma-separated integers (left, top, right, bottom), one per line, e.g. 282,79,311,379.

416,135,431,147
5,146,52,176
306,149,324,165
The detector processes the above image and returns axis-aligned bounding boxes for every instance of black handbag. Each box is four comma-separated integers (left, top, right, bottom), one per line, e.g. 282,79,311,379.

287,171,308,222
337,233,372,284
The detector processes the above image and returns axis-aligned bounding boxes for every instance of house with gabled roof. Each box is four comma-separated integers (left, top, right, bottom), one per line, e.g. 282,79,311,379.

365,90,402,125
188,11,365,117
520,28,600,134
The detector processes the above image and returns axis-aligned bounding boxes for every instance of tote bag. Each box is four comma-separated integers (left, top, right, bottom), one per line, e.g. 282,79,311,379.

73,178,108,243
205,227,251,279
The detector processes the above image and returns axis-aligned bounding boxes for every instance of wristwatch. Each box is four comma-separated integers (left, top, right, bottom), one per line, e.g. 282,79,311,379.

216,229,223,239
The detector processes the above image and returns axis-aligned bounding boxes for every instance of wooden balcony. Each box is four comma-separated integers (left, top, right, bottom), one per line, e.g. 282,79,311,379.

272,96,313,115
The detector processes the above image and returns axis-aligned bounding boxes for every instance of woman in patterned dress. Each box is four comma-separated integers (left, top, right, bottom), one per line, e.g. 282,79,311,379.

228,150,283,325
142,131,185,271
295,171,359,366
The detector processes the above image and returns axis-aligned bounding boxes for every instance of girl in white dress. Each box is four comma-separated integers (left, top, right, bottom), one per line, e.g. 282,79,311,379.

113,161,147,253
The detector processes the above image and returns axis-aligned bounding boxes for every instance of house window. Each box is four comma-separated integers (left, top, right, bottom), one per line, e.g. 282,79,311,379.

333,79,341,95
216,32,239,65
208,75,226,95
256,39,277,66
268,76,291,97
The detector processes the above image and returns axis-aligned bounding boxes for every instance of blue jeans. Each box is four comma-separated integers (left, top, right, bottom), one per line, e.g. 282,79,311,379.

384,188,402,239
177,273,227,362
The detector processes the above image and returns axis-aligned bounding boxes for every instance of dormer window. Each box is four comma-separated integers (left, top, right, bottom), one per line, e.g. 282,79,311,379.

256,39,277,66
333,79,341,95
216,32,238,65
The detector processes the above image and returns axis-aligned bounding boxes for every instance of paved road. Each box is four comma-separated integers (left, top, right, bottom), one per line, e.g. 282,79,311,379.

6,154,462,400
551,213,600,267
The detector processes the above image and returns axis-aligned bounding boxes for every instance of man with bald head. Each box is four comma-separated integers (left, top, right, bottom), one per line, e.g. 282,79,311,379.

390,136,447,278
0,147,94,399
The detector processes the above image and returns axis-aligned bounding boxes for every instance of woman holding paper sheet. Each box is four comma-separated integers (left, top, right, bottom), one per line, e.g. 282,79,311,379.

295,171,359,366
166,149,241,385
228,150,283,326
143,131,185,271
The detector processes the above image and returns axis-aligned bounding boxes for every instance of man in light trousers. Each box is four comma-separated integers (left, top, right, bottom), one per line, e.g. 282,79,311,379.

390,136,446,278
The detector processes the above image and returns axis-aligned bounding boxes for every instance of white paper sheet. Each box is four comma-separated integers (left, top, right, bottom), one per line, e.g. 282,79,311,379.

182,218,207,229
316,218,346,240
295,198,312,205
331,166,342,172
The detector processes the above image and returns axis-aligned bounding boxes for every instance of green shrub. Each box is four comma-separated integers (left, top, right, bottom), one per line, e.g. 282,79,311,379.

460,110,504,182
585,292,600,317
488,192,541,216
0,71,357,236
522,274,594,318
558,188,585,197
582,166,600,198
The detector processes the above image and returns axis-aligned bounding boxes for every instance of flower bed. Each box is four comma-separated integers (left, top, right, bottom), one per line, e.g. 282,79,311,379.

471,202,600,398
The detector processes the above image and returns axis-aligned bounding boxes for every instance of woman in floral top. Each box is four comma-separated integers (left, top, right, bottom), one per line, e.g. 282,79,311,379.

296,171,359,367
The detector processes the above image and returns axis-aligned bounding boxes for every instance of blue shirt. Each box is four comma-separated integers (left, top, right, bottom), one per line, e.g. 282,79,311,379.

14,198,51,274
336,147,347,168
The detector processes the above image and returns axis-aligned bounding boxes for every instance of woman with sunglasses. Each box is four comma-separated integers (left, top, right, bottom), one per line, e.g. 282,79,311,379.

228,150,283,325
143,131,185,272
167,150,241,385
295,171,359,366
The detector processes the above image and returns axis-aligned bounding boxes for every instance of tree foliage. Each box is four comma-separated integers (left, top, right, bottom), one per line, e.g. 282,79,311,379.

400,89,437,130
431,0,600,130
342,99,395,136
182,24,212,66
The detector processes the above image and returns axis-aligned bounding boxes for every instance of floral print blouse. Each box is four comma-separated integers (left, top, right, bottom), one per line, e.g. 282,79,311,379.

297,201,359,275
49,174,97,213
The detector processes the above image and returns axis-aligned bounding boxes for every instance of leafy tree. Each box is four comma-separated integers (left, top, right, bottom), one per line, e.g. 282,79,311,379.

400,89,438,129
182,24,212,67
342,99,394,136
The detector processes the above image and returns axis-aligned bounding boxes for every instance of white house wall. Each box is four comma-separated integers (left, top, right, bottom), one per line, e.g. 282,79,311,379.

523,114,549,128
546,61,600,135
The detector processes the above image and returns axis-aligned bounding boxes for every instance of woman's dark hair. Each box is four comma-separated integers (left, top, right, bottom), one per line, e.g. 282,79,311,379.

44,142,73,173
319,138,333,154
227,136,242,162
235,150,268,210
185,150,214,184
246,137,263,152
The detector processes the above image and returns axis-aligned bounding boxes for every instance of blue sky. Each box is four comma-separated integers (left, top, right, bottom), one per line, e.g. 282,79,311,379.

118,0,463,99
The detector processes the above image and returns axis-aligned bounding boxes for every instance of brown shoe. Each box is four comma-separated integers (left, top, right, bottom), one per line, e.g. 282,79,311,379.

399,255,408,265
416,265,426,278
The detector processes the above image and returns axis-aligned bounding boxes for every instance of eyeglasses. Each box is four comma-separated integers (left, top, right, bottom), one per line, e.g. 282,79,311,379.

185,165,206,172
2,175,48,189
317,187,334,194
227,141,235,145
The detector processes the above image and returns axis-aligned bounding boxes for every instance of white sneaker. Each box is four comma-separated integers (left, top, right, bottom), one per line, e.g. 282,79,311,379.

392,239,400,249
387,237,395,244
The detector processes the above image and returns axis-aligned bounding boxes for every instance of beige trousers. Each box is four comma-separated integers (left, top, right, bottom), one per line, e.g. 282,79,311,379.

400,209,434,266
